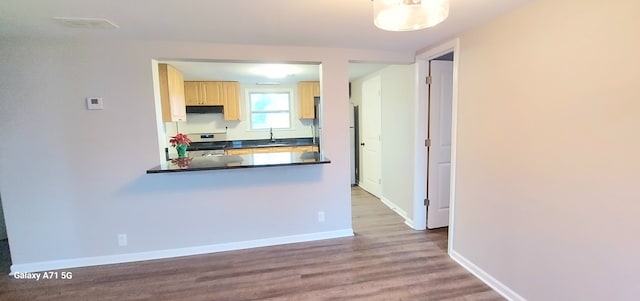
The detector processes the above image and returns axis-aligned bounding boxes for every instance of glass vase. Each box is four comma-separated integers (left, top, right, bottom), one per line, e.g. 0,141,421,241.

176,144,188,158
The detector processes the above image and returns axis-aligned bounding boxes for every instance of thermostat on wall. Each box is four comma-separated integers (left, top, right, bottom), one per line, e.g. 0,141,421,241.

86,97,104,110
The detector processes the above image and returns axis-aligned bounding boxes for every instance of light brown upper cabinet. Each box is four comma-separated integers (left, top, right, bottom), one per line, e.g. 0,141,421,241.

184,81,240,121
298,81,320,119
184,81,223,106
158,64,186,122
222,81,240,121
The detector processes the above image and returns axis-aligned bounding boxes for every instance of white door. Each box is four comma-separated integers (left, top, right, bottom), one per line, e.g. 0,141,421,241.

427,60,453,229
360,76,382,197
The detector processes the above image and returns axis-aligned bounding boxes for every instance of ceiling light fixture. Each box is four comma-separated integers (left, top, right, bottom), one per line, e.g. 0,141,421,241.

252,64,297,79
372,0,449,31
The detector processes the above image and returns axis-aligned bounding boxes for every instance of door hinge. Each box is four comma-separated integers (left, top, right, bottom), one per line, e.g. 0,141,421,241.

425,139,432,148
426,76,432,85
424,198,430,206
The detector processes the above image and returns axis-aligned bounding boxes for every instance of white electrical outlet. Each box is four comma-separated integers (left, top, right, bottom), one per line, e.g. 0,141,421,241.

318,211,325,222
118,234,128,246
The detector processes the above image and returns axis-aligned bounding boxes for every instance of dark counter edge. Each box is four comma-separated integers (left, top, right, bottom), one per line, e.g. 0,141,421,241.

146,159,331,174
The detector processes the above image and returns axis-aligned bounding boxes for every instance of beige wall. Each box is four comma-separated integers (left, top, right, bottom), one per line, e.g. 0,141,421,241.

0,38,413,272
380,65,416,220
453,0,640,299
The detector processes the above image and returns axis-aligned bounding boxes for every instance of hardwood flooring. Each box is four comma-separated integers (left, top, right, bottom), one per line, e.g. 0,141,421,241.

0,187,503,300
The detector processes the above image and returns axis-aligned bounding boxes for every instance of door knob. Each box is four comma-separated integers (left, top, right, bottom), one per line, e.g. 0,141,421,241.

360,143,365,146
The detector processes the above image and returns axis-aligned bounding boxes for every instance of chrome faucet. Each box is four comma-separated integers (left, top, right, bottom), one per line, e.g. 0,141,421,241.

270,127,276,142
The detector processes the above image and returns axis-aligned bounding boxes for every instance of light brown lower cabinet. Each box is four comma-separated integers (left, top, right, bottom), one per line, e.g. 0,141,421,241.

225,148,253,156
294,145,319,152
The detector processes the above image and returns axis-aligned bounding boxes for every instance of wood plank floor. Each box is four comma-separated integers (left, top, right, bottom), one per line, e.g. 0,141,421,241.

0,187,503,301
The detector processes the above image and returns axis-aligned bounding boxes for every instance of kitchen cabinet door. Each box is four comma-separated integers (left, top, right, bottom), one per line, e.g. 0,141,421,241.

185,81,222,106
226,148,252,156
203,81,223,105
222,81,240,120
298,81,318,119
294,145,318,152
184,81,201,105
252,147,294,153
312,82,320,97
159,64,186,122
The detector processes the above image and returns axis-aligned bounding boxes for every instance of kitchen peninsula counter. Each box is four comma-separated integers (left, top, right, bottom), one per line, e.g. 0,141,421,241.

147,151,330,174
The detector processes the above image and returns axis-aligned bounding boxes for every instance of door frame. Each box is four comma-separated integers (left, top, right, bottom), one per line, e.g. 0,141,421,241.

414,38,460,254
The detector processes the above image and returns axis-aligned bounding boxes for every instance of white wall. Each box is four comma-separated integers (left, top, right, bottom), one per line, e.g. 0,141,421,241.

351,65,417,224
164,83,315,143
380,66,416,222
0,38,413,272
452,0,640,299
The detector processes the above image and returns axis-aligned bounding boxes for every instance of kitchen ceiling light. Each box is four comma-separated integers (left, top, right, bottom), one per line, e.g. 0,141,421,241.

251,64,298,79
373,0,449,31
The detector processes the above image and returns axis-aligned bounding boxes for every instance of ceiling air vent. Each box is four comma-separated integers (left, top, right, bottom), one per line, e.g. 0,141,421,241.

53,17,119,29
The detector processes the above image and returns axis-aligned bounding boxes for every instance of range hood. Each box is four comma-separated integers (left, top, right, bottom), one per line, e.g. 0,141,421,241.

185,105,224,114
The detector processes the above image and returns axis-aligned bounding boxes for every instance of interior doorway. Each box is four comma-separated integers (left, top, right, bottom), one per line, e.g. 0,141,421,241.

415,38,460,251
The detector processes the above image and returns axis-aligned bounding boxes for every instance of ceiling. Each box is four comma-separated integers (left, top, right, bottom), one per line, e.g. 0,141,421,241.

0,0,533,52
164,60,388,84
0,0,533,82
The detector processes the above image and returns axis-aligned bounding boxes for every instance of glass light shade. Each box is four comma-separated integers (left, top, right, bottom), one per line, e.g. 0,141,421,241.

373,0,449,31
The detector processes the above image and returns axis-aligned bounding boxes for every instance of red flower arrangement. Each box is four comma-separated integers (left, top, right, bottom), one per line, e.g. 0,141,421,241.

171,157,193,168
169,133,192,147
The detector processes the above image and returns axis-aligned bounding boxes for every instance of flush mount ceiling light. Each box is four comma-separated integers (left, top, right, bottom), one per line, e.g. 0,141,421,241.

373,0,449,31
251,64,298,79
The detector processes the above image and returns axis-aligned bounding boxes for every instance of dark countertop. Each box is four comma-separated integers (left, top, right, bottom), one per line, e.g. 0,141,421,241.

147,151,330,174
187,138,317,151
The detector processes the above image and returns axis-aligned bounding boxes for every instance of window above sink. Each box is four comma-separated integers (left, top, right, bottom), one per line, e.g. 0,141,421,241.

249,91,292,130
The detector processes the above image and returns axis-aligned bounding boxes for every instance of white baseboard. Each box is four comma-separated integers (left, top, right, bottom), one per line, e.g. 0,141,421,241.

450,250,526,301
10,229,354,275
404,219,416,229
379,196,417,229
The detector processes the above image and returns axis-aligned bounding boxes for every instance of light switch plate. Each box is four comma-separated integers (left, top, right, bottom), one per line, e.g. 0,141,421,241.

86,97,104,110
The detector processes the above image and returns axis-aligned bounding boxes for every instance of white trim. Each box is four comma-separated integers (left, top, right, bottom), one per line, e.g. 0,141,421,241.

379,196,417,229
411,61,428,231
244,87,295,131
403,219,416,230
10,229,354,275
450,250,526,301
415,38,460,254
